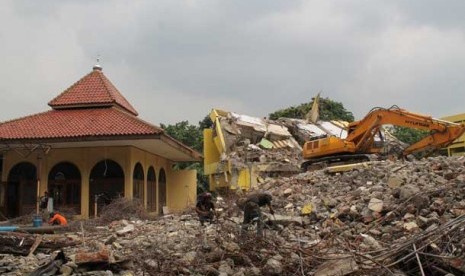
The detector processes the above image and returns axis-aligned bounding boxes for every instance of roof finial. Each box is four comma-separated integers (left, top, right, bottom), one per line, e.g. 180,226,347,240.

93,56,102,71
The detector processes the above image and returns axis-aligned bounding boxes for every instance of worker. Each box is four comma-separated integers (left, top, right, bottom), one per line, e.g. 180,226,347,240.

48,212,68,226
241,192,274,237
195,192,215,226
39,191,51,221
39,191,49,209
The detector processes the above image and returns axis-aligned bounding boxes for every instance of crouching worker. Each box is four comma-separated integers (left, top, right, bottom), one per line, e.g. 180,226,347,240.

195,192,215,226
241,192,274,237
48,212,68,226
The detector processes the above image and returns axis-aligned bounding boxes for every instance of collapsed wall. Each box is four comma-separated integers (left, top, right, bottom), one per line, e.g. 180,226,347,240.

204,109,357,191
204,109,406,191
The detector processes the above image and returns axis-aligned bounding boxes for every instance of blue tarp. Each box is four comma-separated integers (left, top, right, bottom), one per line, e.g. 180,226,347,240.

0,226,18,232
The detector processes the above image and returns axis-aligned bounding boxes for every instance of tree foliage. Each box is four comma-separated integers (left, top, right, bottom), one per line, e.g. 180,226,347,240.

268,96,354,122
160,121,203,152
160,116,212,193
390,126,429,145
198,115,213,130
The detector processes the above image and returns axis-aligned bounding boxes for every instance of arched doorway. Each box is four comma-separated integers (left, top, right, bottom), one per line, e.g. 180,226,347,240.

158,168,166,214
48,162,81,215
89,159,124,217
147,166,156,212
7,162,37,218
133,163,144,202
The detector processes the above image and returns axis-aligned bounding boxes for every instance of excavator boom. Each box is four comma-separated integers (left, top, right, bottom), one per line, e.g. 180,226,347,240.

302,106,465,169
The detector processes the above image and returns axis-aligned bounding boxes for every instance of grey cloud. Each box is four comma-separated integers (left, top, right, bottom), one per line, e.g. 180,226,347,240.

1,0,465,125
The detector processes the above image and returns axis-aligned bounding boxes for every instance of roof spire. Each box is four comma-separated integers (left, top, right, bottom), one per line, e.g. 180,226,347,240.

93,56,102,71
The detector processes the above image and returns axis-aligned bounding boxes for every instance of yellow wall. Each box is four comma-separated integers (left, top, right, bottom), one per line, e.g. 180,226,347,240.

2,145,197,218
167,169,197,212
204,126,256,191
208,167,256,191
209,174,229,191
441,113,465,156
442,113,465,124
203,128,221,175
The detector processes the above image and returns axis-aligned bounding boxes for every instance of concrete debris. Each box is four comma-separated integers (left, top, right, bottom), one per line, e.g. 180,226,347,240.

314,257,358,276
116,224,135,236
205,109,407,192
264,258,283,275
368,198,384,212
283,188,293,196
387,176,404,188
403,221,420,232
2,156,465,275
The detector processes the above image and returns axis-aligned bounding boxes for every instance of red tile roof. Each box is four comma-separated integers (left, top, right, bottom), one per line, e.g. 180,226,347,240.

0,107,161,140
0,67,202,161
48,68,138,116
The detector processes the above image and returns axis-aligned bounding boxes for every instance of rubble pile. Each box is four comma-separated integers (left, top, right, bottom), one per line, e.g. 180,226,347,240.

276,118,348,146
1,156,465,275
259,155,465,274
216,112,304,173
215,112,406,177
97,198,150,224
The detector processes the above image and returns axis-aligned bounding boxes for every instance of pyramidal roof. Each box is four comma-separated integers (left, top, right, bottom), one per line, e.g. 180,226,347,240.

0,65,201,161
48,66,138,116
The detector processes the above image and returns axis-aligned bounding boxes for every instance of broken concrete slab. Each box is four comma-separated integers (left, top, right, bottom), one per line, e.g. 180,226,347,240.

116,224,135,236
368,198,383,212
267,214,303,226
387,176,404,188
314,257,358,276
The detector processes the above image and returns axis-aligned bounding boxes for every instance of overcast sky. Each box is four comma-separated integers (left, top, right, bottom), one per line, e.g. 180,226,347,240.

2,1,465,125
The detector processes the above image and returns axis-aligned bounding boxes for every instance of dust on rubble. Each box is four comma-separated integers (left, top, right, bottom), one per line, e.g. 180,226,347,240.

2,156,465,275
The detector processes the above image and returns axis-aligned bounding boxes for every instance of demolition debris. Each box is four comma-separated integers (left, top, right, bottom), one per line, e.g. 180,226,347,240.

1,156,465,275
204,109,407,192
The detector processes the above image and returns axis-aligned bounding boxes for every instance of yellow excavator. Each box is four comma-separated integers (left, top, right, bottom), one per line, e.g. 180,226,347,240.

301,105,465,170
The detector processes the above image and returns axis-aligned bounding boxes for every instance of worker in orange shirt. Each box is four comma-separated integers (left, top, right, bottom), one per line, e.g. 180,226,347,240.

48,212,68,226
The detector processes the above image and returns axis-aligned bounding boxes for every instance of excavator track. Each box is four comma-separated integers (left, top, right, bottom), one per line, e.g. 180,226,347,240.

301,154,371,172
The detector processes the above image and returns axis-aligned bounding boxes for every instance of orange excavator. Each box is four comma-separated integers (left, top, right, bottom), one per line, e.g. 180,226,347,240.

301,106,465,170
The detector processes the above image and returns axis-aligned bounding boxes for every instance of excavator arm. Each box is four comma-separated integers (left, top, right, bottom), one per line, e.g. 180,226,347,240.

302,106,465,163
401,120,465,156
347,106,465,156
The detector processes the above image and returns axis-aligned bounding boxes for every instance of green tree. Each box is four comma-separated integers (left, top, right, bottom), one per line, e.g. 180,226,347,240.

198,115,213,130
391,126,429,145
160,121,203,152
161,117,212,193
268,96,354,122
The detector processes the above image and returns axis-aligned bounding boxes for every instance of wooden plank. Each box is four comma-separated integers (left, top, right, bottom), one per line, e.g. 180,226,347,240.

326,162,371,173
28,236,43,257
0,232,80,255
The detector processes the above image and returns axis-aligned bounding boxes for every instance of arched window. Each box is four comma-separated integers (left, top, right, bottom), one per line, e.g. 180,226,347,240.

48,162,81,214
7,162,36,217
147,166,156,212
89,159,124,217
158,168,167,214
133,163,144,201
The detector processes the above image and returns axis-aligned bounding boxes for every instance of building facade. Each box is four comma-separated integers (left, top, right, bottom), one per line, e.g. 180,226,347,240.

0,65,201,219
